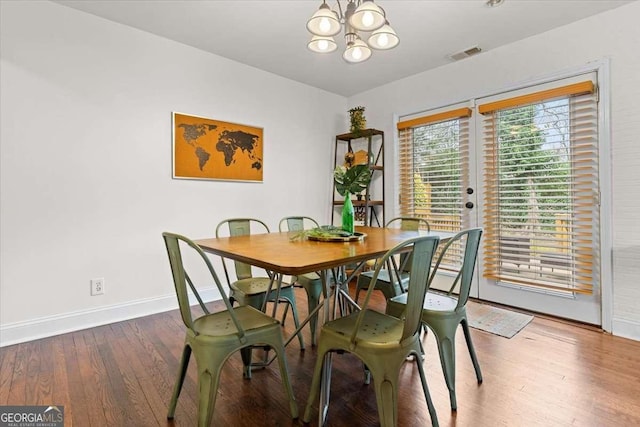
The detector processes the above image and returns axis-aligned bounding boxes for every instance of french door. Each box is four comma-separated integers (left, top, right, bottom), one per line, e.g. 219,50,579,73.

397,71,605,325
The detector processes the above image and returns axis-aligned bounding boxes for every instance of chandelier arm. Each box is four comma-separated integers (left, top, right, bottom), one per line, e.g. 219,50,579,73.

335,0,344,20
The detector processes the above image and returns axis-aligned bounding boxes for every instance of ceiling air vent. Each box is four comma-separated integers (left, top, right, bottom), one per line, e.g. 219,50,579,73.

449,46,482,61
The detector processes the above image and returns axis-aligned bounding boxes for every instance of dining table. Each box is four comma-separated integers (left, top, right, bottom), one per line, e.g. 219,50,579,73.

195,225,452,326
195,225,453,425
195,224,455,350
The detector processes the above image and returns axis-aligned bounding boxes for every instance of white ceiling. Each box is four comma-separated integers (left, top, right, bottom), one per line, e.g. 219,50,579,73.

54,0,633,97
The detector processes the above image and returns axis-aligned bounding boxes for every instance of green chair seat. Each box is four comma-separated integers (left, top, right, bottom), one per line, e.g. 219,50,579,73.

192,305,279,337
389,291,459,313
230,277,294,297
322,309,405,345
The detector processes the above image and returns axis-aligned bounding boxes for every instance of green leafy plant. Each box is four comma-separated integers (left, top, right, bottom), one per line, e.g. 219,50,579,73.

334,164,371,196
289,225,352,241
349,105,366,135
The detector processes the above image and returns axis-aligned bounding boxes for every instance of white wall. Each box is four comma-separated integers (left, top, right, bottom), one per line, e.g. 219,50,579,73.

350,1,640,340
0,1,346,345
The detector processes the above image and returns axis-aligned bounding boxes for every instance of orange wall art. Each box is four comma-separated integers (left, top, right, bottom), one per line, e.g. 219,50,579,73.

173,112,263,182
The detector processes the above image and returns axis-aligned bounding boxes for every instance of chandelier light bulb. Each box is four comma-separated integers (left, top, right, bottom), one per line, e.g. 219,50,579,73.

343,38,372,63
308,35,338,53
319,17,331,34
307,3,341,37
349,0,385,31
362,11,374,27
368,21,399,50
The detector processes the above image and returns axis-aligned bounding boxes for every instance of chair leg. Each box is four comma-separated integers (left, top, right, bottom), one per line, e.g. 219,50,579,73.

280,299,290,325
461,318,483,383
433,329,458,411
196,367,221,427
240,347,253,379
167,344,191,419
373,377,397,427
354,285,363,304
303,282,322,347
280,295,305,351
354,275,371,304
271,338,299,419
414,348,439,427
303,349,329,423
193,344,229,427
291,299,305,350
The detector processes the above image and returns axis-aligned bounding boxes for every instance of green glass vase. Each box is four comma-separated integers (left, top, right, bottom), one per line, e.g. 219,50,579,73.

342,193,354,234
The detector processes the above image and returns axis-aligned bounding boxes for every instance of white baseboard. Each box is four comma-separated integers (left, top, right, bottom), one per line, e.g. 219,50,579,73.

611,317,640,342
4,291,637,346
0,289,220,347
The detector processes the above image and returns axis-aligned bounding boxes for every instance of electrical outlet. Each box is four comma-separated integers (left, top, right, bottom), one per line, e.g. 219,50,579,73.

91,278,105,296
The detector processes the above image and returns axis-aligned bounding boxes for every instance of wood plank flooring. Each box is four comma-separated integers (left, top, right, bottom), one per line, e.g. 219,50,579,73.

1,288,639,426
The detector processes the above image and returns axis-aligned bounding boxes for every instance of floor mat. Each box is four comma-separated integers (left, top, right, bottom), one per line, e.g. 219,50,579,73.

466,301,534,338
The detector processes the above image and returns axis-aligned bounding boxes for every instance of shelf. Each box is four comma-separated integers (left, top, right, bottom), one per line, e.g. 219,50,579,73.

331,129,385,227
333,200,384,206
336,128,384,141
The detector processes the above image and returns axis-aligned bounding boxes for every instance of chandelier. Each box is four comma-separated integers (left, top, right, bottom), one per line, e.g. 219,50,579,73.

306,0,399,64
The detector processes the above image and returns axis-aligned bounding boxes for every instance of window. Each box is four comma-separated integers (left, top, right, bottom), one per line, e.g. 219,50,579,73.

397,108,472,271
479,80,599,294
397,108,471,232
397,76,600,296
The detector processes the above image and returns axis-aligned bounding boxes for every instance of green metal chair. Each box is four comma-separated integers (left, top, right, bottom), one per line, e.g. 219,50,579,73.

162,232,299,426
216,218,305,376
303,235,441,427
355,217,431,302
386,228,483,411
278,216,324,346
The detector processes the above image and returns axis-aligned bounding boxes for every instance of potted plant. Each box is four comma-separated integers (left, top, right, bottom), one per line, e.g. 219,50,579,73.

349,106,366,136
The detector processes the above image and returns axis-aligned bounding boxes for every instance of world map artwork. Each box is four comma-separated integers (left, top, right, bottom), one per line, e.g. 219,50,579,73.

173,113,263,181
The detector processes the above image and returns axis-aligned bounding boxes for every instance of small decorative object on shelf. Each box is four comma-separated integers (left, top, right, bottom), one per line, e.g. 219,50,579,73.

349,106,366,136
334,163,371,234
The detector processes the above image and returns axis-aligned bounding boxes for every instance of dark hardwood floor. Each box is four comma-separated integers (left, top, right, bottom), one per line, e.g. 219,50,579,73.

1,287,639,426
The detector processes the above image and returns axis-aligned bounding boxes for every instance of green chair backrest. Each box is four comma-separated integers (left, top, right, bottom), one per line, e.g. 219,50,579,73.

215,218,270,281
429,228,483,311
162,232,245,339
384,217,431,274
386,216,431,232
354,235,440,346
278,216,320,232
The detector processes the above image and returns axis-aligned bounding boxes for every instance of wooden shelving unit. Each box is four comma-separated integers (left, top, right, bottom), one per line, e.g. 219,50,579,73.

331,129,385,227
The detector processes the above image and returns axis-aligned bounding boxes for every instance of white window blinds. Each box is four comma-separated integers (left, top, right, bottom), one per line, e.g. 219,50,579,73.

397,108,472,233
479,80,599,294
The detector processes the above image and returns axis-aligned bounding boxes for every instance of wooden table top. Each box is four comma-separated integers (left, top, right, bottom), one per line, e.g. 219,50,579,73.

195,226,452,276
